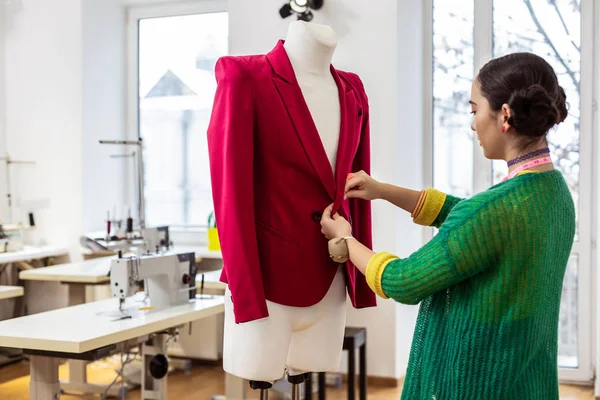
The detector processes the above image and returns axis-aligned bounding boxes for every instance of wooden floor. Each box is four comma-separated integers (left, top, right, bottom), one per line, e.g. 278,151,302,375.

0,358,594,399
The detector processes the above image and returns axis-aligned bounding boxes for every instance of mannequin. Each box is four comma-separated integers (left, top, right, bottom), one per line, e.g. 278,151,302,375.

224,21,346,384
207,19,376,395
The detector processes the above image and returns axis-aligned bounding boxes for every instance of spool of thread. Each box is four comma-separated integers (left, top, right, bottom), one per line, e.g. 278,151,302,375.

28,212,35,227
126,217,133,233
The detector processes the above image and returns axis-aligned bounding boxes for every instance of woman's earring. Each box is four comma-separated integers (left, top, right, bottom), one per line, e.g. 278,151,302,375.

501,126,506,133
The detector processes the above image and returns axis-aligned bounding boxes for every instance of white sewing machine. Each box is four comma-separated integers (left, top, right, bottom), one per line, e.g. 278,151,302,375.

110,251,197,312
0,223,26,253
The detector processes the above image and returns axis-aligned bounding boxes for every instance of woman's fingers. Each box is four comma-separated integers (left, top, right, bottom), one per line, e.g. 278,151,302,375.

322,204,334,220
345,189,365,199
345,176,363,193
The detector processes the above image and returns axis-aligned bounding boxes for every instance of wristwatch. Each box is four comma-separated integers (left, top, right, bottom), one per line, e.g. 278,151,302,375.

328,236,354,263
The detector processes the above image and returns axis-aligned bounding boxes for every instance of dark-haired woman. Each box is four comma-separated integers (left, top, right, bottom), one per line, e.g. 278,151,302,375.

320,52,576,399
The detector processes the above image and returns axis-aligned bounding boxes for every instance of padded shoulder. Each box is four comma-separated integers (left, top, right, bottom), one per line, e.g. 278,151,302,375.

214,54,268,83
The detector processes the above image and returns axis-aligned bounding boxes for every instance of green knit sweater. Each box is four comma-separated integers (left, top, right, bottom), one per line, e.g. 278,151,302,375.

369,170,576,399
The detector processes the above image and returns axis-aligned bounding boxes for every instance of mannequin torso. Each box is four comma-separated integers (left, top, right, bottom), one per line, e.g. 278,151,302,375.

284,21,341,172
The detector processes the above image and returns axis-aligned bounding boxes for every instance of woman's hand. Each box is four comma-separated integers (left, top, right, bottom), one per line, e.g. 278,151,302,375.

344,170,383,200
320,204,352,239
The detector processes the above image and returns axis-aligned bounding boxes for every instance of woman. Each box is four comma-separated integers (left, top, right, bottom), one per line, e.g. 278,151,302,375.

320,52,575,399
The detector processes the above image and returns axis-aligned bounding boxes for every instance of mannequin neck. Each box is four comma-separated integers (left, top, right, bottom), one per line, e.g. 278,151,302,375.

283,21,337,76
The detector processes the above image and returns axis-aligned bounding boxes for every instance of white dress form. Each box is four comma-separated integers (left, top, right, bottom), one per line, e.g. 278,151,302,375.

222,21,347,383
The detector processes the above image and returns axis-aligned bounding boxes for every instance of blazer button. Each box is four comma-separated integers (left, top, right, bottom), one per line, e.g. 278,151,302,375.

311,211,322,222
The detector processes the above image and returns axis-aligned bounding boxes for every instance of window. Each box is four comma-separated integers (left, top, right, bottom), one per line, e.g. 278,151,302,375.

127,1,228,230
432,0,475,198
430,0,593,382
492,0,584,371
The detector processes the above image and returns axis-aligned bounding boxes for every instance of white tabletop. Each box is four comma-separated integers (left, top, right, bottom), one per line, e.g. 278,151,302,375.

19,256,114,284
0,295,224,353
0,285,24,300
0,245,70,264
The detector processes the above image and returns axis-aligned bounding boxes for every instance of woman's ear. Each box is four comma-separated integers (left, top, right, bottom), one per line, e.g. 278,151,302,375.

500,103,512,132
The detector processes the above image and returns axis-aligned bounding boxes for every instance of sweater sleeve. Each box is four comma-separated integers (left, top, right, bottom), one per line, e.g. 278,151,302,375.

413,188,464,228
367,195,505,303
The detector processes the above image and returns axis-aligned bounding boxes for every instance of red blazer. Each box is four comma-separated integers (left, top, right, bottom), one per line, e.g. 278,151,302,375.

207,40,377,324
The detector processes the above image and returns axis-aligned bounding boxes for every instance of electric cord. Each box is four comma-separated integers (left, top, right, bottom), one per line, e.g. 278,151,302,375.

163,332,178,354
102,348,136,400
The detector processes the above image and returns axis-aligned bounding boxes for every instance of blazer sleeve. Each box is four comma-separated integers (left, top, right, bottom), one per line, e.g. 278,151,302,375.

348,74,377,308
207,57,269,323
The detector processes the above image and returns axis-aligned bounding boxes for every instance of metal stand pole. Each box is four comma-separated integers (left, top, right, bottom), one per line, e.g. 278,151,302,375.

99,139,145,229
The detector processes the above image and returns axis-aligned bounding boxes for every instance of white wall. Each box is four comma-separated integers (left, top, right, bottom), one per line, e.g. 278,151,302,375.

229,0,422,379
82,0,127,233
3,0,126,239
4,0,83,313
2,0,126,312
0,5,7,221
5,0,84,251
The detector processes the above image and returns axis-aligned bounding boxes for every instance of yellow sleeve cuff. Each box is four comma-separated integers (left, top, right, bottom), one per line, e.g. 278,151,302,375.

365,252,399,299
413,188,447,226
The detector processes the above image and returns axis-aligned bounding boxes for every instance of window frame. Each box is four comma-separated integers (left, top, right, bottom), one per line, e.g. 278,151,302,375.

126,0,228,241
425,0,595,384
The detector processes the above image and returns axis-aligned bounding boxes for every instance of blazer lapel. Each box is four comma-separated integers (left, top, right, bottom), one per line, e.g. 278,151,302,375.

331,68,358,214
267,41,336,200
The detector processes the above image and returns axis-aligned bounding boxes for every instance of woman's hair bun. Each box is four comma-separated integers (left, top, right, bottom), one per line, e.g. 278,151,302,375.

507,84,566,138
555,86,568,123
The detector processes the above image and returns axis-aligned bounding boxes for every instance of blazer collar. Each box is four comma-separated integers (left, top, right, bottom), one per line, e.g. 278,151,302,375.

266,40,352,94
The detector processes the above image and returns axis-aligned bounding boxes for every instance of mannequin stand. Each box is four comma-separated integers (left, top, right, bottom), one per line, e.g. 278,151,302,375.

249,380,272,400
248,372,311,400
287,372,311,400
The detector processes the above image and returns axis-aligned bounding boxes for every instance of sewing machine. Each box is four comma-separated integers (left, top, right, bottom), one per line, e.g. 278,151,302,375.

0,223,25,253
110,251,197,311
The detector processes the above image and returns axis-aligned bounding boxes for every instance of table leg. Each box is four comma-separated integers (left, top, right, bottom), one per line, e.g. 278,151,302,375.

29,355,60,400
359,342,366,400
69,359,88,383
142,334,168,400
305,373,313,400
67,283,86,306
318,372,326,400
348,347,355,400
66,284,89,393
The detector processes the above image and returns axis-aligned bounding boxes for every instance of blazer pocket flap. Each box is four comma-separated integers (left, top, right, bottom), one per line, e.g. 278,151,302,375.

255,221,300,246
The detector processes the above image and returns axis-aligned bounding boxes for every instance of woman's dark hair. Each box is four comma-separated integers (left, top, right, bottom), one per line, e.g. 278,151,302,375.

477,52,568,138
